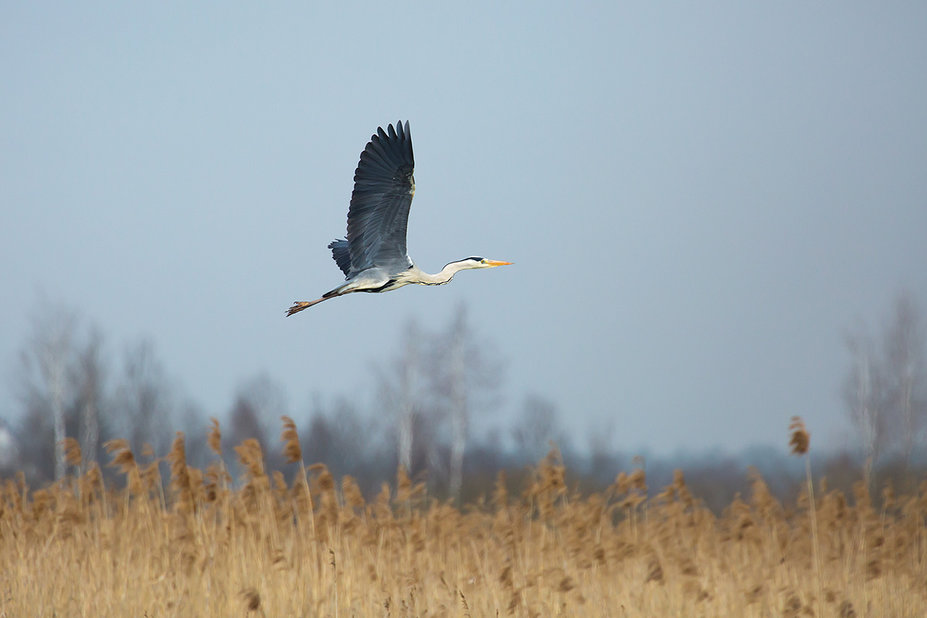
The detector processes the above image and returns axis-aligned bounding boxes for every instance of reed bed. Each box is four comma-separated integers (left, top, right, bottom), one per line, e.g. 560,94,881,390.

0,418,925,617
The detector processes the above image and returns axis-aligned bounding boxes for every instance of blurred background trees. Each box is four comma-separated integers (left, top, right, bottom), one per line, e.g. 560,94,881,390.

14,302,111,481
115,339,174,460
2,290,926,512
843,290,926,485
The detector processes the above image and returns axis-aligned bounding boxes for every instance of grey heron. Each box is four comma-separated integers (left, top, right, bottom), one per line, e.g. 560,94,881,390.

286,121,511,316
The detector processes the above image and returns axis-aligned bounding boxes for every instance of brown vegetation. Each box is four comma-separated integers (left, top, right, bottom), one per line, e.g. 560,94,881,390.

1,420,926,616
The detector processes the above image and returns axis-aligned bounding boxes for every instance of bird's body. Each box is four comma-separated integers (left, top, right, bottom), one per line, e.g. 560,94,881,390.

286,121,510,316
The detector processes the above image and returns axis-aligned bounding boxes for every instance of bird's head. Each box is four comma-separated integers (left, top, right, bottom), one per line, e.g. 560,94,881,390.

456,256,513,270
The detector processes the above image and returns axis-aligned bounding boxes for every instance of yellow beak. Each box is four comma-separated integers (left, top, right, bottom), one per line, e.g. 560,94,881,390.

485,260,513,267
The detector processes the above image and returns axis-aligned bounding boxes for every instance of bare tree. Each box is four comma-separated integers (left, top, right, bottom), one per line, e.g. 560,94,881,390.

512,394,567,464
447,311,468,500
226,373,288,469
843,327,885,484
373,307,503,497
844,291,927,482
428,305,503,501
881,291,926,467
302,396,377,476
238,373,288,423
114,339,173,456
175,399,209,469
17,304,78,481
378,319,425,473
586,419,618,483
302,408,336,466
228,397,264,450
0,419,18,475
72,327,105,472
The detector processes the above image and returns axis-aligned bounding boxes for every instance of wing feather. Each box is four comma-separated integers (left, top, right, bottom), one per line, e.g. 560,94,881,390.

344,120,415,274
328,239,352,276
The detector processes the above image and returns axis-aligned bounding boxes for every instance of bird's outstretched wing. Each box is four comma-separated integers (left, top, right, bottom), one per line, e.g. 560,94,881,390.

343,121,415,274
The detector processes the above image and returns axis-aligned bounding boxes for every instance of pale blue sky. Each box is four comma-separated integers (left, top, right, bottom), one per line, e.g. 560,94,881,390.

2,3,926,454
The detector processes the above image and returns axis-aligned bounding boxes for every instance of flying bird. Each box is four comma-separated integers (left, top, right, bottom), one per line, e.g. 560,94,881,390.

286,121,511,316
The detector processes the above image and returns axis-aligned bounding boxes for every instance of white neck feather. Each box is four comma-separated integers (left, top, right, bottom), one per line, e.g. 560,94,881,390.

414,260,476,285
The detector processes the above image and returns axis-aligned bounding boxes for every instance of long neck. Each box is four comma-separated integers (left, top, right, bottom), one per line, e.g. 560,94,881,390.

416,260,472,285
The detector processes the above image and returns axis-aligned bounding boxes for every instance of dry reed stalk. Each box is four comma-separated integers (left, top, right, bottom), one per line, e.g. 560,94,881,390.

280,416,302,464
103,439,143,498
789,416,822,617
279,416,316,542
62,437,82,468
329,548,339,618
203,418,231,508
207,416,222,456
78,461,106,518
233,437,282,555
167,432,194,514
234,438,266,481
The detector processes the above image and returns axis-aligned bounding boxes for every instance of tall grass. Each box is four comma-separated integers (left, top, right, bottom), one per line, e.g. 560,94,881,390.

0,419,925,616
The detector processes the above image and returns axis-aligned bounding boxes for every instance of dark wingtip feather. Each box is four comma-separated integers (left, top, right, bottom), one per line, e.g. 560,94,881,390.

372,120,410,141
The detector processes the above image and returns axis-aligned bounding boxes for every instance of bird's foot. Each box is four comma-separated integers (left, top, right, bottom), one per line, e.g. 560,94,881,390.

286,301,312,317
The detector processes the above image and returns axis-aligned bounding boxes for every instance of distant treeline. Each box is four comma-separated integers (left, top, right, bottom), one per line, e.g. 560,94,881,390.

4,291,925,514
